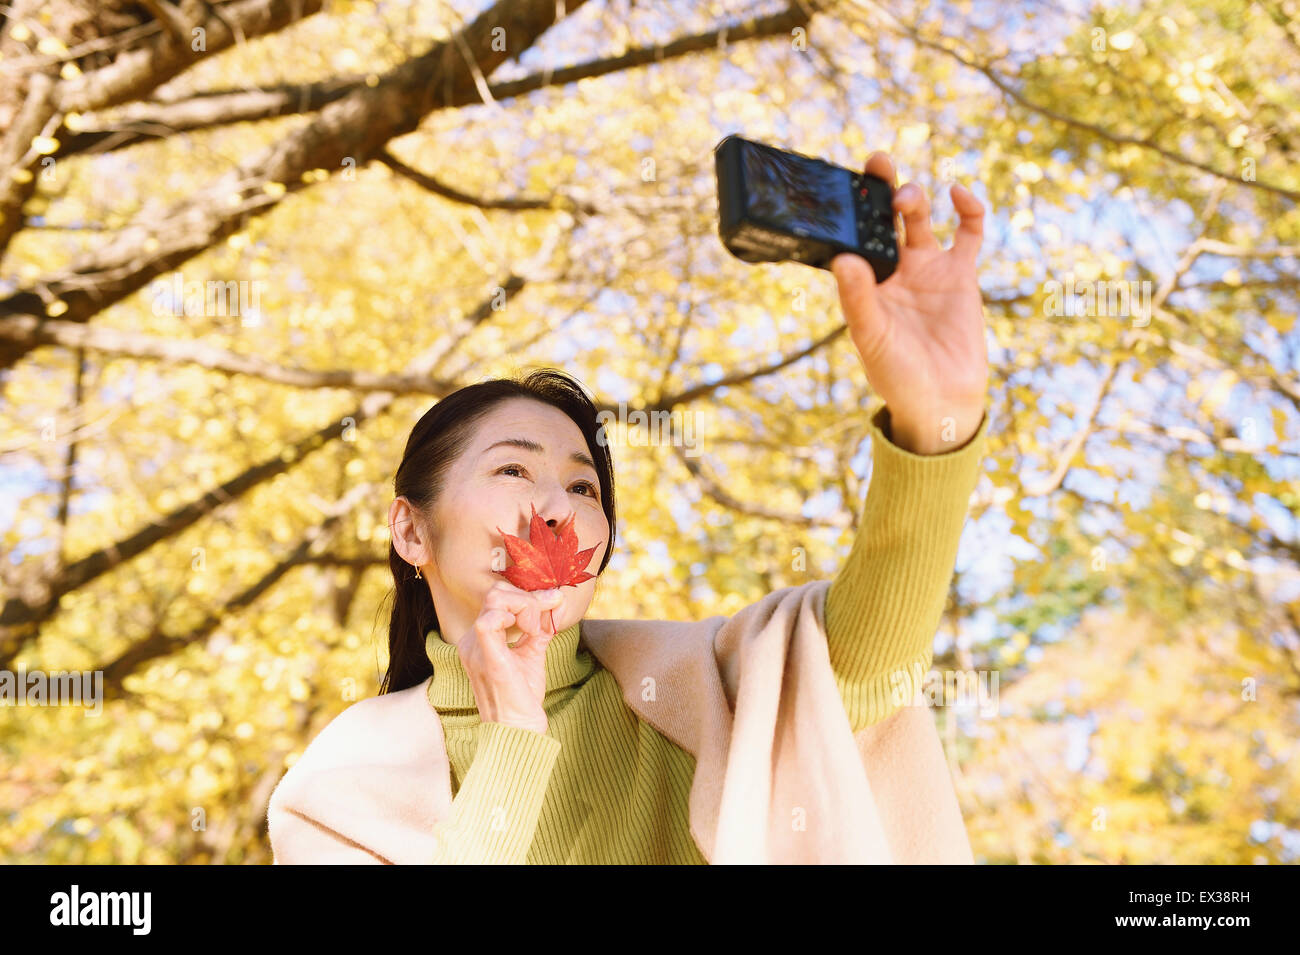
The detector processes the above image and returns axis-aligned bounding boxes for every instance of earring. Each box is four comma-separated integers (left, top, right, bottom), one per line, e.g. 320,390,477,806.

413,564,422,580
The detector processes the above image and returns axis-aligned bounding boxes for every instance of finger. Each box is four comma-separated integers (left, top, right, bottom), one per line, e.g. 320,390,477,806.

863,153,894,240
511,616,559,656
524,589,562,639
950,182,985,263
863,150,895,188
894,183,939,251
510,595,563,655
474,608,517,658
862,152,900,238
832,251,877,317
486,581,554,619
487,585,560,644
830,252,885,368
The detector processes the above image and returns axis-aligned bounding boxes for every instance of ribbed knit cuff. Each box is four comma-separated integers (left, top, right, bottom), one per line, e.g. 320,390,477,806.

824,402,990,731
429,721,561,864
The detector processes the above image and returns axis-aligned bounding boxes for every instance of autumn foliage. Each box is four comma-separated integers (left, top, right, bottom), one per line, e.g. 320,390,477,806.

496,504,601,634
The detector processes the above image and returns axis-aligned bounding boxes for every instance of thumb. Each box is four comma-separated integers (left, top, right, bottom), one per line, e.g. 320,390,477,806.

831,252,884,357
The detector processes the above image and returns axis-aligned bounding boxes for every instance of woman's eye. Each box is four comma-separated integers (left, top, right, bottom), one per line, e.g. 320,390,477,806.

498,466,597,499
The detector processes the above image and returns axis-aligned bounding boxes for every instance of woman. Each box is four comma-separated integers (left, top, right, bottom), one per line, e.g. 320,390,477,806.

267,151,990,864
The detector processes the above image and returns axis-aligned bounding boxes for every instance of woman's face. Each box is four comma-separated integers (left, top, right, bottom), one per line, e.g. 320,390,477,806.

391,397,609,647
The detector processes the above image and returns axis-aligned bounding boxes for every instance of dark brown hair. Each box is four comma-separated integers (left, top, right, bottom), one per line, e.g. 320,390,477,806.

378,368,617,695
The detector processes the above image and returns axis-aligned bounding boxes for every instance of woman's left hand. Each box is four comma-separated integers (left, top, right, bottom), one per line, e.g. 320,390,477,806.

831,151,989,455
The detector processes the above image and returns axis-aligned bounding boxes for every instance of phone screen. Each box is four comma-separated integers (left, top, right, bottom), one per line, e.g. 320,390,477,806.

741,141,858,248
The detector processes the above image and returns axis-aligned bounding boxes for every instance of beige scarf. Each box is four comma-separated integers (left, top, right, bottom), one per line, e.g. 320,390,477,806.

583,578,898,863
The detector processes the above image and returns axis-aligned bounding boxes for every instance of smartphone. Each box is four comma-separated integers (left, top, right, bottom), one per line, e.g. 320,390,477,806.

714,134,898,282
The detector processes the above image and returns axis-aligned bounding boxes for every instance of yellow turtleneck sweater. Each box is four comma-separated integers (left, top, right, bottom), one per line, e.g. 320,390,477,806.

422,403,989,863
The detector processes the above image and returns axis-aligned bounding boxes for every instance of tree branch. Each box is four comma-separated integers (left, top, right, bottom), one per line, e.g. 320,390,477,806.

55,0,328,114
1020,185,1238,497
98,480,376,701
648,323,848,410
858,0,1300,203
0,70,58,255
670,440,850,528
51,3,819,161
0,312,470,394
0,0,594,373
377,148,595,213
136,0,191,44
1019,356,1123,497
1099,413,1296,456
54,76,365,158
0,271,527,663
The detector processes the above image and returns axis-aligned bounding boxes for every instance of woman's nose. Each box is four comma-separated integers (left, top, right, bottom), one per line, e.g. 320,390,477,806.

533,510,574,536
532,484,574,530
537,504,572,528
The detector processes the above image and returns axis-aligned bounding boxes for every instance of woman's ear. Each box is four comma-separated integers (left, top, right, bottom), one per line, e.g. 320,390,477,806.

389,497,429,565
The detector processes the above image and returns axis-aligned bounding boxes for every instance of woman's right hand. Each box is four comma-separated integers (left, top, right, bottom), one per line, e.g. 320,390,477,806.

456,581,565,734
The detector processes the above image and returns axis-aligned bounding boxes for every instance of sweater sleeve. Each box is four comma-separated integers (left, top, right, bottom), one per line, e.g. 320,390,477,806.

823,401,989,732
428,720,561,864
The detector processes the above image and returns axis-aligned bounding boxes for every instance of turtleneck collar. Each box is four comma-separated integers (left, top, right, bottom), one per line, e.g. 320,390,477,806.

425,619,593,712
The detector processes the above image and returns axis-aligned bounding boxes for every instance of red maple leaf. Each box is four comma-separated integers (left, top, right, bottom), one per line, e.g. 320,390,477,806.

494,503,601,635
